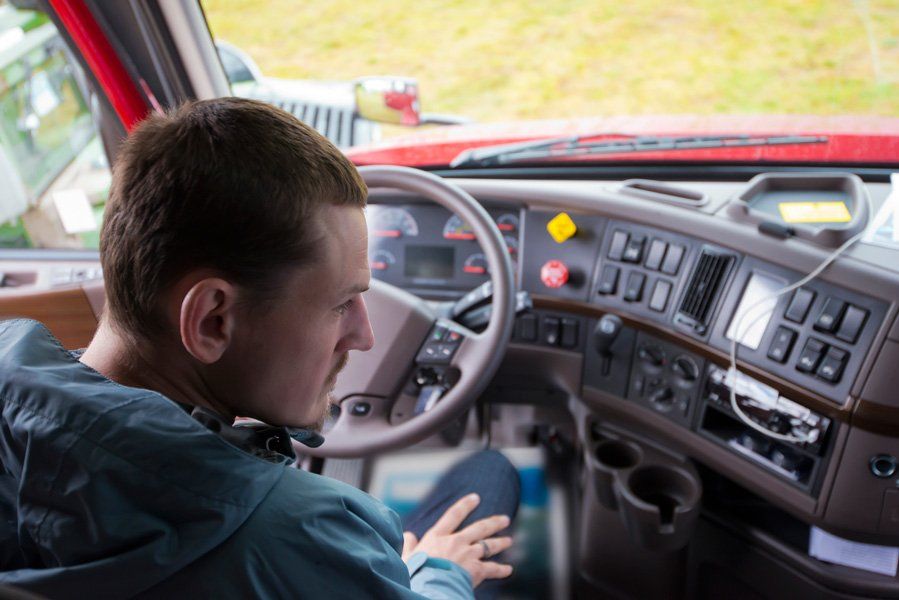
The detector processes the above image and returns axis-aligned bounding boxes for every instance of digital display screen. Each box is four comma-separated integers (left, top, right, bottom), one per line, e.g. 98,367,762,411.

726,272,785,350
405,245,455,280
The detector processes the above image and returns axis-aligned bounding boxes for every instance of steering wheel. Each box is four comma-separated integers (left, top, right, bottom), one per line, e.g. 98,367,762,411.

306,165,516,457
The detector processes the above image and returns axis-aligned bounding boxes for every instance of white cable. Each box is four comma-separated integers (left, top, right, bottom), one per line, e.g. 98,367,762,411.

727,187,874,443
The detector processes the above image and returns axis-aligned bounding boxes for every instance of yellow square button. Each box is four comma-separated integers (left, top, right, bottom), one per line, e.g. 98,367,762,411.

547,212,577,243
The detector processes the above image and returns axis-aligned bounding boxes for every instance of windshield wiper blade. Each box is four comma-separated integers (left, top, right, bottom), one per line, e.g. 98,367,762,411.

450,134,829,168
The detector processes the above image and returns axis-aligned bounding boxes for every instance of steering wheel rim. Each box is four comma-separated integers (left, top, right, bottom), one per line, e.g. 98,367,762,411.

305,165,516,457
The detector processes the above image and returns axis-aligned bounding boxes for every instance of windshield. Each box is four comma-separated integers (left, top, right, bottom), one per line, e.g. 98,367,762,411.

202,0,899,167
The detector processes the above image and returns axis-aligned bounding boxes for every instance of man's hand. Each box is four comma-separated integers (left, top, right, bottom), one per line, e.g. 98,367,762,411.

402,493,514,588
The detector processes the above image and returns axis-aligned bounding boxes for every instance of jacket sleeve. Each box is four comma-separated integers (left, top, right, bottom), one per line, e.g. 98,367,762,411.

251,478,475,600
406,551,474,599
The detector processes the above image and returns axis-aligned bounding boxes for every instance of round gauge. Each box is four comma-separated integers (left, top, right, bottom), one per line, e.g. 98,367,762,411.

496,213,519,233
443,215,476,240
369,207,419,238
503,234,519,257
370,249,397,272
463,253,488,275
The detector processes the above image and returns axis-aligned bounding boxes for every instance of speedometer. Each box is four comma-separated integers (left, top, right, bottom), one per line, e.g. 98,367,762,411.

368,206,419,238
443,215,476,240
496,213,519,233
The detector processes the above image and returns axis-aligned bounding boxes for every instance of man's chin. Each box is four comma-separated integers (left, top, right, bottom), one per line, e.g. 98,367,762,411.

297,393,335,433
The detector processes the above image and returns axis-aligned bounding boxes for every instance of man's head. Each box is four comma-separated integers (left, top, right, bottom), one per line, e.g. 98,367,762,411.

100,98,374,428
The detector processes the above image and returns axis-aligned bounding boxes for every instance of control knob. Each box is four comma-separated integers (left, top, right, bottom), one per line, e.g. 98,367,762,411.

672,356,699,382
648,386,675,409
638,344,665,367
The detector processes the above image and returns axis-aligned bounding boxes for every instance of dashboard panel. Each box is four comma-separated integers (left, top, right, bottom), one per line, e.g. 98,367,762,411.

366,173,899,543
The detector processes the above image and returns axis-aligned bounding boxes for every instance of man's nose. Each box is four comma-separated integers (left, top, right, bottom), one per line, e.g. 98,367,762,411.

352,296,375,352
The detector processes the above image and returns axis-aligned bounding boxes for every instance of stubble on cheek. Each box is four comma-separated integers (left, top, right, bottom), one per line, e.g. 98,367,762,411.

308,352,350,432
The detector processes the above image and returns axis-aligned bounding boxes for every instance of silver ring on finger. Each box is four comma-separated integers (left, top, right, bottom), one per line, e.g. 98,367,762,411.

479,539,491,559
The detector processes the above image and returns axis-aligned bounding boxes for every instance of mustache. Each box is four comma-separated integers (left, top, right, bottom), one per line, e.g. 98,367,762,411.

328,352,349,384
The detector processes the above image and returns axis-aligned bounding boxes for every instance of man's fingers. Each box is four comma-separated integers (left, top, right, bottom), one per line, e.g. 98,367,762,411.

479,561,514,581
402,532,418,559
458,514,511,543
428,493,480,535
479,536,513,558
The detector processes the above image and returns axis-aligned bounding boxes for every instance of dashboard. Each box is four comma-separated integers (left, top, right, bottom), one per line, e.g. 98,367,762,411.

366,174,899,545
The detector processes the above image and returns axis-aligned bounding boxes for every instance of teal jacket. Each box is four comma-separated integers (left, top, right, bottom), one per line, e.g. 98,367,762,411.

0,320,472,598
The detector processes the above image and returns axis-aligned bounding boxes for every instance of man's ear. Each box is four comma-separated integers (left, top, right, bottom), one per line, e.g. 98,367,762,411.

178,278,239,364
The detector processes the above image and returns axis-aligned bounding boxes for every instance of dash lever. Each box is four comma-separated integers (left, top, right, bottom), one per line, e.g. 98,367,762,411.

593,314,623,376
414,385,445,415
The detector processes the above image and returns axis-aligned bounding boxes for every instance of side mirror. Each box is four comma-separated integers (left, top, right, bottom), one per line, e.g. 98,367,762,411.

215,41,262,85
354,77,421,126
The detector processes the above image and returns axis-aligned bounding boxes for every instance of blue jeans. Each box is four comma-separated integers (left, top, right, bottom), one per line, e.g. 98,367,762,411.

403,449,521,599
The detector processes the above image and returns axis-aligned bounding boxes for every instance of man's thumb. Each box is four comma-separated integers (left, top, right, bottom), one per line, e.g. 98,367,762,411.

402,532,419,559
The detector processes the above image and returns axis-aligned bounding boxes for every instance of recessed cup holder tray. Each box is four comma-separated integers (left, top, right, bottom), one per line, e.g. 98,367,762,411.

587,428,702,552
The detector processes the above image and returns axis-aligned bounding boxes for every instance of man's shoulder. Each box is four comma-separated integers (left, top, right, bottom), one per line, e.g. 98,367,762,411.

278,467,398,525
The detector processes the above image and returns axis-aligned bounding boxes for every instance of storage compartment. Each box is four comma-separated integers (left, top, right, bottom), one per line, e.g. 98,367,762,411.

726,172,869,247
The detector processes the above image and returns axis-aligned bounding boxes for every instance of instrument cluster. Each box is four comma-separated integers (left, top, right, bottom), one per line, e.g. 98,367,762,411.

366,203,522,296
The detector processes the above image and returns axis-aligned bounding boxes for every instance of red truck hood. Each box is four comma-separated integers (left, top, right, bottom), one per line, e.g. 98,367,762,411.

345,115,899,168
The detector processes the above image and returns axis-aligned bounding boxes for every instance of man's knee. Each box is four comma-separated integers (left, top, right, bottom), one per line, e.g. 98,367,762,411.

464,450,521,500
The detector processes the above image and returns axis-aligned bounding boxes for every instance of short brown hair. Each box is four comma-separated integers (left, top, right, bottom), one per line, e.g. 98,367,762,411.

101,97,366,342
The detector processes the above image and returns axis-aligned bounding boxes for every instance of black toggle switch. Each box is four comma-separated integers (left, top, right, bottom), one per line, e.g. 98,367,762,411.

814,297,846,333
784,288,815,324
597,265,620,295
543,317,560,346
623,272,646,302
796,337,826,373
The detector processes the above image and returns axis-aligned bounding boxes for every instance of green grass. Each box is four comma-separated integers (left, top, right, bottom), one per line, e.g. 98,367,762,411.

206,1,899,121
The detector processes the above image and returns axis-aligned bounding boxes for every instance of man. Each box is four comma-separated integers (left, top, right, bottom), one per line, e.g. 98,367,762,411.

0,98,518,598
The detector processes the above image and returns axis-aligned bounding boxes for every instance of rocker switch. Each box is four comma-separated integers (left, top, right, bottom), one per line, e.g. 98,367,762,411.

814,297,846,333
784,288,815,324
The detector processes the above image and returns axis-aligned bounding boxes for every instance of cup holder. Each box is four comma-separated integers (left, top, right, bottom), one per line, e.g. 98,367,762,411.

588,439,642,509
617,464,702,552
596,439,642,469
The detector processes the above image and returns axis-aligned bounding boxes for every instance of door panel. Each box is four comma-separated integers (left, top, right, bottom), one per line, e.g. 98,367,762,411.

0,284,100,349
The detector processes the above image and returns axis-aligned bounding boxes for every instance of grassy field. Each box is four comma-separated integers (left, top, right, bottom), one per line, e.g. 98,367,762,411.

204,0,899,122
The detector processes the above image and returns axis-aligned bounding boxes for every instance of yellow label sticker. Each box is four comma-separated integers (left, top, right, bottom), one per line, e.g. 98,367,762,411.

778,201,852,224
547,212,577,243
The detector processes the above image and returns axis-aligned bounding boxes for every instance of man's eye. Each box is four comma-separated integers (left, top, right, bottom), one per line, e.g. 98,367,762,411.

336,299,354,314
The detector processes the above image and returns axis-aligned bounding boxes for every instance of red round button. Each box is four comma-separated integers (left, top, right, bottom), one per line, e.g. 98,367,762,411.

540,260,569,288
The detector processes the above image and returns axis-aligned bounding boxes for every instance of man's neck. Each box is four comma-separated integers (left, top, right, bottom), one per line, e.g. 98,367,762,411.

80,320,237,421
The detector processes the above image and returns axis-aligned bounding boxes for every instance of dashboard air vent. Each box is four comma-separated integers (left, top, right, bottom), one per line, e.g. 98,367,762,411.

676,249,734,335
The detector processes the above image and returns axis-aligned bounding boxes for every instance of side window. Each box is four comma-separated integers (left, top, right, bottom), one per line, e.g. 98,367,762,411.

0,2,110,250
